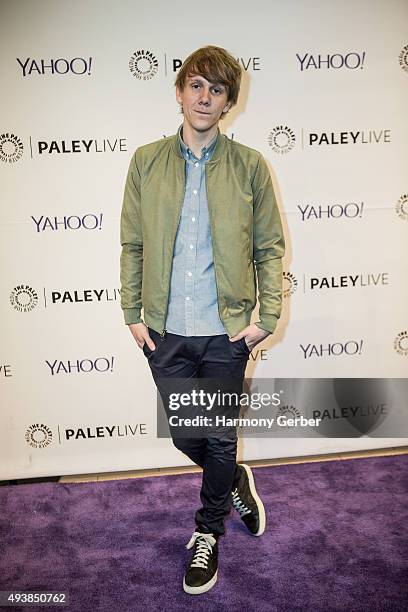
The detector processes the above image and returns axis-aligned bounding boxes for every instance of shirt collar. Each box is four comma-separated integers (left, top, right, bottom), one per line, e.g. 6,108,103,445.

177,124,219,162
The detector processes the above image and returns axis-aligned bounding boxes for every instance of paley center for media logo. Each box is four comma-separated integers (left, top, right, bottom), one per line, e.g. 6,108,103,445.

0,133,24,163
212,378,404,438
10,285,38,312
394,331,408,356
283,271,298,297
128,49,262,79
129,50,159,80
399,44,408,73
0,133,127,163
0,362,12,378
396,194,408,220
25,424,53,449
9,284,120,313
281,269,390,296
261,378,408,439
25,423,148,449
267,125,391,153
306,271,389,292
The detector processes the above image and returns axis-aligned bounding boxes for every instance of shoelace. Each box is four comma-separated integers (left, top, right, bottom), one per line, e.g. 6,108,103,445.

185,531,216,569
231,487,252,517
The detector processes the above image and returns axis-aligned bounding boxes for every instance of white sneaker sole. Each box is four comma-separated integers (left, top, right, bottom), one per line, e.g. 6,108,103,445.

240,463,266,536
183,569,218,595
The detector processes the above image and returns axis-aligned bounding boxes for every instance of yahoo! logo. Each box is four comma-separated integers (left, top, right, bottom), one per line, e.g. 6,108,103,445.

31,214,104,232
46,357,115,375
296,52,366,71
300,341,364,359
17,57,93,77
298,202,364,221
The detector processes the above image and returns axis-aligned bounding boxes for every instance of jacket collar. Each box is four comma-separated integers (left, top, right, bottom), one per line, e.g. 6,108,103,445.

178,124,218,161
171,123,227,163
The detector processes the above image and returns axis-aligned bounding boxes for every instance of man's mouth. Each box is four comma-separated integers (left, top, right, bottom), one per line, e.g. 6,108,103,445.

195,110,210,115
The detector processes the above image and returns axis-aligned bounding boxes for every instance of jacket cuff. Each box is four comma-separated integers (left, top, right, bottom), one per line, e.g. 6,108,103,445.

255,315,278,335
123,307,143,325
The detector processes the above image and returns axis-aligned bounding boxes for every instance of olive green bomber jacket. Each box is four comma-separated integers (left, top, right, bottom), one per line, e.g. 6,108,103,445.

119,130,285,337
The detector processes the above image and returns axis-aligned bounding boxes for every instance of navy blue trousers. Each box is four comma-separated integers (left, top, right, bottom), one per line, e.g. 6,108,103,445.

142,327,250,536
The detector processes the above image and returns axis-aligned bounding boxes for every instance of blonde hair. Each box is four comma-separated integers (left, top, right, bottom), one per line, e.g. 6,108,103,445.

175,45,242,117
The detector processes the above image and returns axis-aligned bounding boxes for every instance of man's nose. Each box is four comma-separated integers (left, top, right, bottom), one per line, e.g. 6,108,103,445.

199,88,211,104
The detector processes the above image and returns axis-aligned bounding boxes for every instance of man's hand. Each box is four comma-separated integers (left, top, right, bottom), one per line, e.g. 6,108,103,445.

128,322,156,351
229,323,270,351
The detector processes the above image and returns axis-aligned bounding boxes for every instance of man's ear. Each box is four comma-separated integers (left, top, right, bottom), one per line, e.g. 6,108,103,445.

222,101,232,114
175,85,183,105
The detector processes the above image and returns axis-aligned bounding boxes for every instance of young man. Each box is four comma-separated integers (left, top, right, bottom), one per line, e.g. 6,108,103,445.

120,45,285,595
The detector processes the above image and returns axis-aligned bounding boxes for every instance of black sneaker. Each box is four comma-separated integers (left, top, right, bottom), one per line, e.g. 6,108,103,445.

231,464,266,536
183,530,218,595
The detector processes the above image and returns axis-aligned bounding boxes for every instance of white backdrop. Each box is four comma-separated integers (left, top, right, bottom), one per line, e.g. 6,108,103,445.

1,0,407,479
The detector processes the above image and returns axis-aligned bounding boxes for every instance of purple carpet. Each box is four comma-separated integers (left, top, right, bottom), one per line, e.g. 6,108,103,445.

1,454,407,611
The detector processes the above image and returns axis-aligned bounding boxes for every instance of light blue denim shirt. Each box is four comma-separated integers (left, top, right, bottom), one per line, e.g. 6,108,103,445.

164,124,227,336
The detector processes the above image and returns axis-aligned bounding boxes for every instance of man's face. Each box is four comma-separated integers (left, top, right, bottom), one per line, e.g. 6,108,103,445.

176,73,232,133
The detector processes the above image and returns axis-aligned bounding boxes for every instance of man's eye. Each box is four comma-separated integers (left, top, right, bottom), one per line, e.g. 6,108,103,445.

212,88,221,94
192,83,200,89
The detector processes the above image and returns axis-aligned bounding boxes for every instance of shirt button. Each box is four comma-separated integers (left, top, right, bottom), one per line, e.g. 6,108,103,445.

187,271,192,277
189,244,194,249
193,189,198,195
191,217,196,222
186,296,190,301
194,162,199,167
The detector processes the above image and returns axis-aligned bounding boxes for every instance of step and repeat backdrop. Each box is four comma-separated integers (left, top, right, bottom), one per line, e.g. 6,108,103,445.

1,0,407,479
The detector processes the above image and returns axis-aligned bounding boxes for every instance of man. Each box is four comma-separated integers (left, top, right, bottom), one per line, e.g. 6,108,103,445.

120,45,285,595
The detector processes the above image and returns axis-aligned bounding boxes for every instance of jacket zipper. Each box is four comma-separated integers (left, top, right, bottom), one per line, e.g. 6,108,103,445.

161,162,186,340
205,164,223,326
